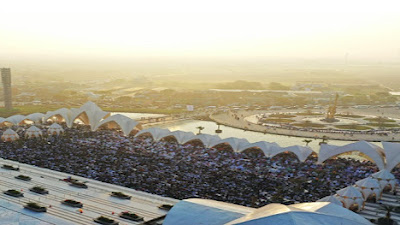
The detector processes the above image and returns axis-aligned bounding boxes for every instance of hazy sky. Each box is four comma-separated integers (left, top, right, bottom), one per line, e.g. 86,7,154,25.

1,0,400,62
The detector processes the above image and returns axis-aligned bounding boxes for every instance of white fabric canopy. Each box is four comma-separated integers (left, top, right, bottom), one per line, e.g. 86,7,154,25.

24,113,45,124
272,145,314,162
163,199,372,225
382,142,400,171
183,134,222,148
317,195,343,206
371,169,397,192
1,129,19,142
212,137,250,152
25,125,43,138
355,177,382,201
3,115,25,126
238,141,281,156
135,127,171,142
48,123,64,136
335,186,364,211
95,114,140,136
317,141,385,170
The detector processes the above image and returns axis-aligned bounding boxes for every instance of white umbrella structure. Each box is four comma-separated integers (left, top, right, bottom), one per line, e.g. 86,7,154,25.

25,126,43,138
355,177,382,201
371,170,397,192
336,186,364,211
47,123,64,136
1,129,19,142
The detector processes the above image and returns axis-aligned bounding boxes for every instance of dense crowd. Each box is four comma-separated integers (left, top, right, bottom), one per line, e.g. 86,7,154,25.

0,125,397,208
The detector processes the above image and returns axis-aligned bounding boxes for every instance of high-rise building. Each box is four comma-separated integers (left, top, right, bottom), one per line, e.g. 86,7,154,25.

1,68,12,110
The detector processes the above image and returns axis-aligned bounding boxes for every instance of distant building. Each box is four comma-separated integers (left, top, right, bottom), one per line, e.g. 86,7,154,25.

1,68,12,110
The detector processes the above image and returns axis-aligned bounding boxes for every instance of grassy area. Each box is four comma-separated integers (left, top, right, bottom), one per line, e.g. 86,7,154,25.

0,105,63,117
261,118,296,123
268,113,296,118
291,122,326,128
334,125,372,130
364,117,396,123
366,123,400,128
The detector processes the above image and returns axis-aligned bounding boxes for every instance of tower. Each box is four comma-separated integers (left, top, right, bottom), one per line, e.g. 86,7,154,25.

1,68,12,110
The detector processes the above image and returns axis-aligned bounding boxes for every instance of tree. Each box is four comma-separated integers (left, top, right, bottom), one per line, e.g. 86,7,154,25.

303,139,312,146
196,126,204,135
319,136,329,145
378,204,399,225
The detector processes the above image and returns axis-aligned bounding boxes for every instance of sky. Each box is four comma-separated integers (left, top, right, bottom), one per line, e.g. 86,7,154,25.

1,0,400,63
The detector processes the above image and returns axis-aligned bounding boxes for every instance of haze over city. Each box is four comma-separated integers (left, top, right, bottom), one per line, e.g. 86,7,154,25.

1,1,400,225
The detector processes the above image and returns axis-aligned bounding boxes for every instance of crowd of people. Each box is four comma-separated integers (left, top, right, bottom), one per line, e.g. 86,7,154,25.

0,124,398,208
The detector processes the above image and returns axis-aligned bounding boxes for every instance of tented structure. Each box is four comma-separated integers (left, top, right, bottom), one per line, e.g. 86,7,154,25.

2,115,25,126
95,114,141,136
212,137,250,152
72,101,110,131
382,142,400,171
47,123,64,136
135,127,171,142
24,113,45,124
25,126,43,138
335,186,364,211
159,130,196,144
183,134,221,148
163,199,372,225
371,170,397,192
271,145,314,162
45,108,74,127
355,177,382,201
317,141,386,170
238,141,281,155
1,129,19,142
317,195,343,206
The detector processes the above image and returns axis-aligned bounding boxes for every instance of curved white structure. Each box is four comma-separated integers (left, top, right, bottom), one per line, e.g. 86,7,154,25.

382,142,400,171
335,186,364,212
25,125,43,138
45,108,74,127
1,129,19,142
317,141,386,170
163,198,372,225
317,195,343,206
212,137,250,152
272,145,314,162
135,127,171,142
238,141,281,156
24,113,45,124
95,114,140,136
48,123,64,136
355,177,382,201
371,170,397,192
183,134,221,148
161,131,196,144
3,115,25,126
72,101,110,131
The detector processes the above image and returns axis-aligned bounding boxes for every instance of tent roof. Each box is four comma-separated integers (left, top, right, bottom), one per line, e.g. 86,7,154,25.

355,177,381,189
382,142,400,171
95,114,139,136
164,199,371,225
317,195,343,206
26,125,42,132
336,186,363,199
3,129,17,135
371,169,395,180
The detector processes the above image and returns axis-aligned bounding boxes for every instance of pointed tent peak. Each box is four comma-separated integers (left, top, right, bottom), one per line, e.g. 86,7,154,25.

49,123,63,129
3,129,17,135
336,186,363,199
355,177,381,189
371,169,395,180
228,202,372,225
25,112,45,119
80,101,103,112
4,115,25,124
135,127,171,136
214,137,250,152
317,195,343,206
26,125,41,131
95,114,140,136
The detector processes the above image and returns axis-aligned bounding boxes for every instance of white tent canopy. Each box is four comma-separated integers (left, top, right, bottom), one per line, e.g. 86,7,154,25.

355,177,382,201
135,127,171,142
25,125,43,138
272,145,314,162
45,108,74,127
183,134,221,148
317,195,343,206
212,137,250,152
48,123,64,136
24,113,45,124
335,186,364,211
317,141,386,170
73,101,110,131
95,114,140,136
238,141,281,156
371,169,397,192
3,115,25,126
163,199,372,225
382,142,400,171
166,131,196,144
1,129,19,142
